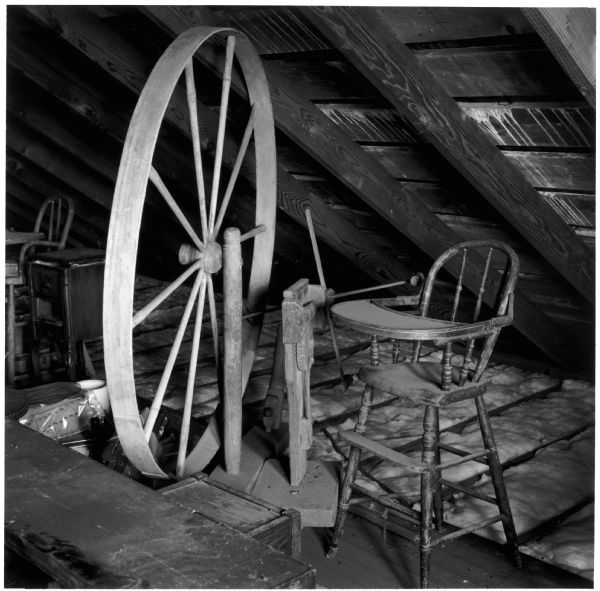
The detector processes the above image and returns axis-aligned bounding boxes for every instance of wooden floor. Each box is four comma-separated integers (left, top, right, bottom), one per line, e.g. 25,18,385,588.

9,276,592,588
300,515,591,589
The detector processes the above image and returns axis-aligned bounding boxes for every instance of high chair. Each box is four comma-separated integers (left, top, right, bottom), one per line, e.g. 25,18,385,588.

328,240,522,588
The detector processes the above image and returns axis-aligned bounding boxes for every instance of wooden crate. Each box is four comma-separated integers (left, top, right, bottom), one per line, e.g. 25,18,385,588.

162,473,302,559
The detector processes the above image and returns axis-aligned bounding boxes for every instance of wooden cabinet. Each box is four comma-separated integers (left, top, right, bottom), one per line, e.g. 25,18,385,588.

29,248,105,380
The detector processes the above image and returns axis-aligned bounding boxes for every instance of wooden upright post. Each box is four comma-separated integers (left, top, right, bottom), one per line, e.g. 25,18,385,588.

223,227,243,473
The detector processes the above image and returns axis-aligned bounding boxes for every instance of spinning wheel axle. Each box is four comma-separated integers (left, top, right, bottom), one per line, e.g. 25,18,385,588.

178,242,223,274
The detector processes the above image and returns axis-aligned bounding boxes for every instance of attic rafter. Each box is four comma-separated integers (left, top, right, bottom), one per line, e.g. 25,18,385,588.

302,7,594,306
522,8,595,108
140,5,583,370
22,5,412,290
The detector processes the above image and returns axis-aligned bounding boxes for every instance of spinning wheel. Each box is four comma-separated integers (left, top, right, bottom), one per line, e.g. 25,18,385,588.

103,28,276,479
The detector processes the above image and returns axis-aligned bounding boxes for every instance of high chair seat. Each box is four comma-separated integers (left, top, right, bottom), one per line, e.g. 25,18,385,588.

358,363,486,406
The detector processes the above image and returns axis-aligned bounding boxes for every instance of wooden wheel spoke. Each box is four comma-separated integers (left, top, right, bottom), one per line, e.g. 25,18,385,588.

206,275,221,368
185,60,209,242
133,259,202,329
143,269,205,439
176,272,208,477
239,224,266,243
149,166,204,250
208,34,236,235
213,105,257,238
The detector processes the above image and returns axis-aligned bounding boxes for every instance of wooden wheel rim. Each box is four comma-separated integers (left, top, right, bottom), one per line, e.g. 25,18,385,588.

104,27,276,478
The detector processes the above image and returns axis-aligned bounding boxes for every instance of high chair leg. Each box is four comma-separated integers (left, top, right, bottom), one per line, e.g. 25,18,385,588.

475,395,522,568
432,407,444,531
328,385,374,557
420,405,437,588
328,444,362,557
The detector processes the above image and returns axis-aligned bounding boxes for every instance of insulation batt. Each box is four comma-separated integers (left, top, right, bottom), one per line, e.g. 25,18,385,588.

521,503,594,580
308,355,592,579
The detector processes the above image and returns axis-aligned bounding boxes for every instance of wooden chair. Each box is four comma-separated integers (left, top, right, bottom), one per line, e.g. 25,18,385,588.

5,197,74,384
327,240,522,588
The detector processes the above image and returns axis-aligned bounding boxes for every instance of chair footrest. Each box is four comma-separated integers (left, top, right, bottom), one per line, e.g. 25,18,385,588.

432,515,504,547
435,449,489,471
440,479,498,505
340,430,427,473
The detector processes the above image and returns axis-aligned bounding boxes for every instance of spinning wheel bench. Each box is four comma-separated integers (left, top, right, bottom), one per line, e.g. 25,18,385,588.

5,419,315,589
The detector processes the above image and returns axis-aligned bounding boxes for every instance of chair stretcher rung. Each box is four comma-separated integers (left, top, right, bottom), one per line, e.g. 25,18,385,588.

341,430,427,473
440,478,498,504
432,515,503,547
437,442,490,464
435,449,489,471
351,481,421,523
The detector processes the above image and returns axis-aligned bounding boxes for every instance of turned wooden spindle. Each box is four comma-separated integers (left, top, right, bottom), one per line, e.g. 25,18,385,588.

370,334,380,366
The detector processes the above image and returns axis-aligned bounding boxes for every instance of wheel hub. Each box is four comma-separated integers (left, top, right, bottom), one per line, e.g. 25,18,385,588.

178,241,222,274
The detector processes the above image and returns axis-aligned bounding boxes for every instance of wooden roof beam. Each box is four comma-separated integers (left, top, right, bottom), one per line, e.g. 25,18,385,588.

140,6,585,369
21,5,412,290
522,8,595,108
302,7,594,306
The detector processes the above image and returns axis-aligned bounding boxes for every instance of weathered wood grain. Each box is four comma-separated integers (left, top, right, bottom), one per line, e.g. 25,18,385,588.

461,101,594,148
212,6,329,55
5,420,316,589
269,42,581,102
415,44,580,98
140,5,417,286
215,7,534,53
523,8,595,107
319,101,595,149
304,7,593,304
23,5,411,291
142,5,586,369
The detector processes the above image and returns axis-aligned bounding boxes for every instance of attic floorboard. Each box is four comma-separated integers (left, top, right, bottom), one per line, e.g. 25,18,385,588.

300,517,591,589
81,275,594,585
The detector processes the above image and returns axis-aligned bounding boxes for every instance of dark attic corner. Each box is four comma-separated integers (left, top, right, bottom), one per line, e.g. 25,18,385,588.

4,6,595,589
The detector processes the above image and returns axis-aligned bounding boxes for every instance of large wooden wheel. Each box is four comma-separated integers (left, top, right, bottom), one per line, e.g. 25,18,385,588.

103,28,276,479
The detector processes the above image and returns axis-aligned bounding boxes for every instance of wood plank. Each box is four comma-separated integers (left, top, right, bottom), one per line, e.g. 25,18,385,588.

304,7,594,303
505,151,595,193
414,44,580,98
334,507,592,589
376,7,534,44
211,7,329,55
215,7,534,52
319,101,595,149
21,5,412,291
523,8,595,107
5,420,316,589
142,5,586,370
461,101,594,148
396,182,595,228
269,43,582,103
362,145,596,193
251,459,339,527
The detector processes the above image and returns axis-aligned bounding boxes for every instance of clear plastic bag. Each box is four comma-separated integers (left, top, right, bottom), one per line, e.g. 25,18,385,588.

19,394,105,441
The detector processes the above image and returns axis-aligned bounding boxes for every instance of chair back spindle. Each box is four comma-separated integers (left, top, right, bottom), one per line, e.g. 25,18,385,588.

33,197,75,252
416,240,519,388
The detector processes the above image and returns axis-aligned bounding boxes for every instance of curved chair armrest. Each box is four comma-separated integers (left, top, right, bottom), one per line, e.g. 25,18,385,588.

431,293,514,346
18,239,56,268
